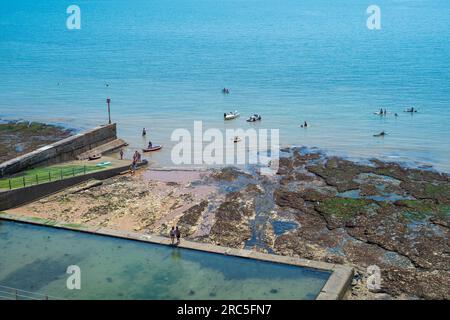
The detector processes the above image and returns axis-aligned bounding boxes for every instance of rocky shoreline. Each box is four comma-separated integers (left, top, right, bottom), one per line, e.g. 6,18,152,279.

6,147,449,300
0,120,73,163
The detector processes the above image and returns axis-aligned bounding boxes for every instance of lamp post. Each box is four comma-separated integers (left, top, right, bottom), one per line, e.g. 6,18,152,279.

106,98,111,124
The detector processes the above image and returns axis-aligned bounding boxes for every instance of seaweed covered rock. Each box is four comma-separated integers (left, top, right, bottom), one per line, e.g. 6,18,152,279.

314,197,377,229
209,192,255,248
177,200,208,237
306,158,371,192
210,167,253,182
273,189,306,210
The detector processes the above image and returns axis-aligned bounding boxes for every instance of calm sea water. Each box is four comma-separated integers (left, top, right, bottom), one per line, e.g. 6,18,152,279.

0,220,330,299
0,0,449,171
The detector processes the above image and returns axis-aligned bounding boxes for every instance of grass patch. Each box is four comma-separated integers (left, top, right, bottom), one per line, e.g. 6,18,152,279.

0,164,106,190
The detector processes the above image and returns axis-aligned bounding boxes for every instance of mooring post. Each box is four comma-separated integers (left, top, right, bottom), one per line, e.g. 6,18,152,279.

23,176,25,187
36,174,39,184
60,169,63,180
106,98,112,124
9,179,12,189
72,168,75,176
49,171,51,182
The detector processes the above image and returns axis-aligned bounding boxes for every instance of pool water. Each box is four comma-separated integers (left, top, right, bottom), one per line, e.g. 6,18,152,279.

0,220,330,300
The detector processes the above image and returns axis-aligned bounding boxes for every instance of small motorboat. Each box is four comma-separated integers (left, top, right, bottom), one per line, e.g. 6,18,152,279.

142,145,162,152
88,154,102,161
224,111,240,120
404,107,418,113
246,114,262,122
233,136,241,143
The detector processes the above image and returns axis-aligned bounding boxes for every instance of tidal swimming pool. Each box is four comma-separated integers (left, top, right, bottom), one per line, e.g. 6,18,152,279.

0,220,331,300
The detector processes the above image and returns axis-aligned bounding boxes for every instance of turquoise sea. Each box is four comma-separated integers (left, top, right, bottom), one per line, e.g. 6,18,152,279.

0,0,449,171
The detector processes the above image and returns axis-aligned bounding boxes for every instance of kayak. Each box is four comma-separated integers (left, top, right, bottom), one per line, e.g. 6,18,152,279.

373,132,387,137
142,145,162,152
96,161,111,167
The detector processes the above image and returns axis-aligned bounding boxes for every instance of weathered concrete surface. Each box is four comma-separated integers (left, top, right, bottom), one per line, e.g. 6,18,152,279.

0,123,117,178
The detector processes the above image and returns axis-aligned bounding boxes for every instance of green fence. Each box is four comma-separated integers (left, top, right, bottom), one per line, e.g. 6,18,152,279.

0,165,106,190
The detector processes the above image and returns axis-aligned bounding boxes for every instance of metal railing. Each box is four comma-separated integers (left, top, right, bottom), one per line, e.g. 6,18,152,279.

1,165,97,190
0,284,64,300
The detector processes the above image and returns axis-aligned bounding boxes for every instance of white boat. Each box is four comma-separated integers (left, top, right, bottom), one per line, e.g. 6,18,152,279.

246,114,262,122
224,110,240,120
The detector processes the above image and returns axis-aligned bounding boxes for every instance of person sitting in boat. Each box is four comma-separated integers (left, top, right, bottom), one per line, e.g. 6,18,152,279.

233,136,240,143
148,141,153,148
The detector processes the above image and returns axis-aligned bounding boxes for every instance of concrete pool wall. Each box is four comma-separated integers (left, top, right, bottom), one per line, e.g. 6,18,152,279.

0,213,354,300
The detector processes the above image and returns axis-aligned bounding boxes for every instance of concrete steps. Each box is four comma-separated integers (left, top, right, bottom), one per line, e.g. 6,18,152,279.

77,139,127,160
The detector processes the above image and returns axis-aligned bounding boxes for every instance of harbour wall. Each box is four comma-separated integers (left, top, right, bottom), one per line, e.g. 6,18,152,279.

0,123,117,178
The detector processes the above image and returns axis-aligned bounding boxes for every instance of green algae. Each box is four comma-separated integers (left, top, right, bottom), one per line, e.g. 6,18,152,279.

396,200,450,221
397,199,450,221
316,197,374,221
423,183,450,200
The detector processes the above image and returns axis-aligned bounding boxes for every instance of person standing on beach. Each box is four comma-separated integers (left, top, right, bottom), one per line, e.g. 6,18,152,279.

169,227,175,245
119,149,124,160
175,226,181,245
131,151,139,175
